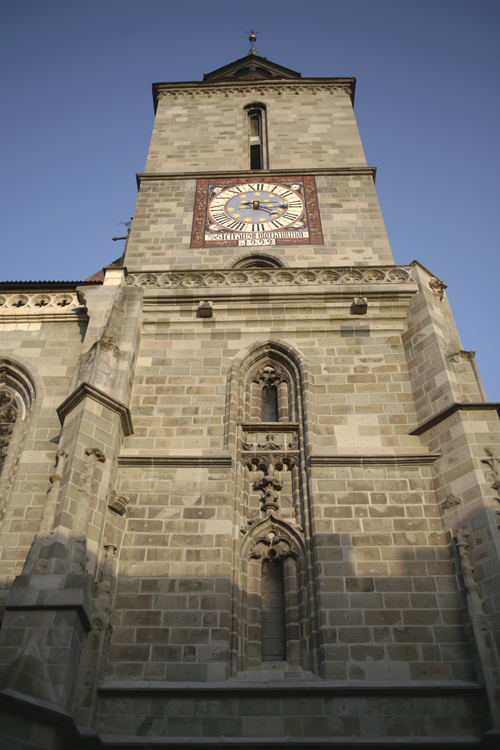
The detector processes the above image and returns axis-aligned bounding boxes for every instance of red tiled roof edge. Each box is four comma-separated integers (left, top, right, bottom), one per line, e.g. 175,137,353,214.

84,256,125,282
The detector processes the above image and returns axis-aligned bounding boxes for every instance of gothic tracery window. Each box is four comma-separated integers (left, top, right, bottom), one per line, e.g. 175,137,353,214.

0,390,18,475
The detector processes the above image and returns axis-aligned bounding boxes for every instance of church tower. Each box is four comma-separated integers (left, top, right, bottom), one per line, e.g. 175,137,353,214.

1,39,499,748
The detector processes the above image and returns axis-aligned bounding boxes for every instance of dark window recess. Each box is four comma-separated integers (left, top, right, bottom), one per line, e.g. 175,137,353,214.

249,114,260,137
250,144,262,170
262,560,286,661
262,385,278,422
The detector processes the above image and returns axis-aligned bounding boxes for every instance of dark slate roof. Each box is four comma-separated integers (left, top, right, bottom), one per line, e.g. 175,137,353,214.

0,256,124,290
203,52,301,81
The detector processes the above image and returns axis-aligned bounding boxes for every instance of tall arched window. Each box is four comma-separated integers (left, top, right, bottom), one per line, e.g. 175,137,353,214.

244,103,268,170
0,361,36,520
0,390,18,475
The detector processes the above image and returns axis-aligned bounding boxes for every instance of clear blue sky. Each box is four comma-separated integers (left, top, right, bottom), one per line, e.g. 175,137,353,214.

1,1,499,398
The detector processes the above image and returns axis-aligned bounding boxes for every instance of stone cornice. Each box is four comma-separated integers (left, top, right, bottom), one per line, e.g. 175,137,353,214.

125,265,413,292
409,402,500,436
99,679,482,695
309,453,441,467
0,291,86,319
136,167,377,187
153,77,356,111
57,382,134,437
117,454,232,468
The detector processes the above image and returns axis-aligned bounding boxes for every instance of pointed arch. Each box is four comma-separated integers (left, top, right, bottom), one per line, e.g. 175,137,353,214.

239,514,308,669
226,341,319,674
0,358,38,521
225,338,313,445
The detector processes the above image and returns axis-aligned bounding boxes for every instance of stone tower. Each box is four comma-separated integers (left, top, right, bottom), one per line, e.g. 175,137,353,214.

0,42,499,748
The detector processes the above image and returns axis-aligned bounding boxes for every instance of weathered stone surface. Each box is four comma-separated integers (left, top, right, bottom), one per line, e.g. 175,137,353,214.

0,44,498,750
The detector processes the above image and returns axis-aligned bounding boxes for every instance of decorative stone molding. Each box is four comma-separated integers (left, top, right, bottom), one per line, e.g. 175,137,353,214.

57,381,134,437
244,514,304,561
125,266,412,290
409,402,500,437
0,292,81,314
257,433,283,451
481,447,500,509
309,453,440,466
251,364,289,387
0,390,17,471
253,463,283,513
117,454,232,468
156,82,353,102
242,453,299,473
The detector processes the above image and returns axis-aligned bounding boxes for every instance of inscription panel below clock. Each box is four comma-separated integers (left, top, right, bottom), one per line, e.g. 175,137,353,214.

191,176,323,248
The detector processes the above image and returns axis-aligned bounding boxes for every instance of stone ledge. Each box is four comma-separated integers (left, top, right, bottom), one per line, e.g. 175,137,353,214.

125,266,413,291
409,403,500,436
137,166,376,185
57,381,134,437
117,454,232,468
5,586,92,631
98,679,483,695
309,454,441,467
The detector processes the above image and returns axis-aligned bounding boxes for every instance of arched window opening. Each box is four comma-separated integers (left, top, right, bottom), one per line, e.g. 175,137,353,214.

0,391,18,475
261,559,286,661
262,385,279,422
232,254,283,270
245,104,267,170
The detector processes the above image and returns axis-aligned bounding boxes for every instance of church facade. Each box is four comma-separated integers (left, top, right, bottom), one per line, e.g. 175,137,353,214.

1,44,500,748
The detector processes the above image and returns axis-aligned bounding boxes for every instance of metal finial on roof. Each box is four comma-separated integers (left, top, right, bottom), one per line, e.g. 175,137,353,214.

246,29,260,56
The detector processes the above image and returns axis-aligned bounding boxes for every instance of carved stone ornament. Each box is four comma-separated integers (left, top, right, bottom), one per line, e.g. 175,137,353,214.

246,514,303,561
443,493,462,510
156,83,353,102
253,463,283,513
257,433,283,451
481,447,500,508
454,527,478,595
124,266,413,290
0,390,18,468
447,350,476,364
251,363,288,386
428,276,447,300
241,435,254,451
107,489,130,514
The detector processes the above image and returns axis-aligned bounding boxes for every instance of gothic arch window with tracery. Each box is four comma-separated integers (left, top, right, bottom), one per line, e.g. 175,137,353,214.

0,390,18,475
0,362,36,520
227,345,319,674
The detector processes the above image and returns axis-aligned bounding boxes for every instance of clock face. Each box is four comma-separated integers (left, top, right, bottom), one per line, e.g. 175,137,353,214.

191,175,323,248
207,182,305,234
